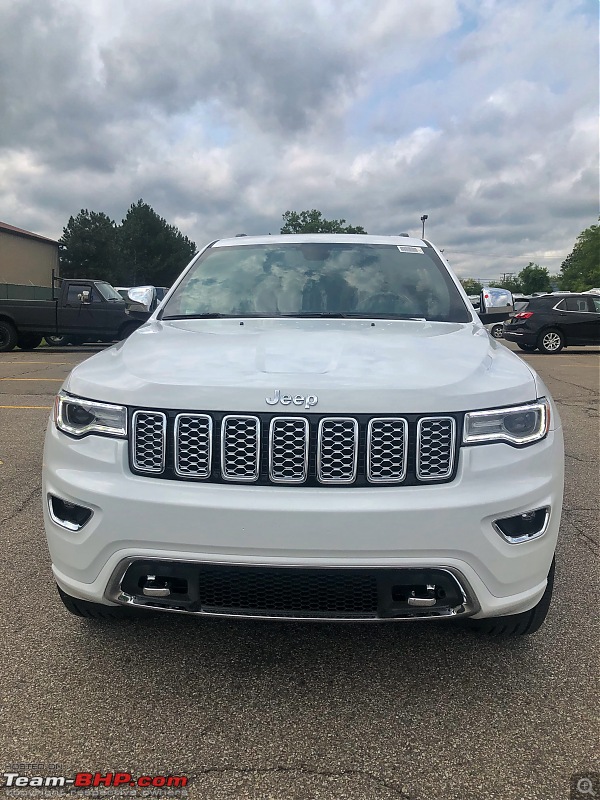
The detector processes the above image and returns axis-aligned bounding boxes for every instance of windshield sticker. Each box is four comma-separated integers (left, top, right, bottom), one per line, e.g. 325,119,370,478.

397,245,424,253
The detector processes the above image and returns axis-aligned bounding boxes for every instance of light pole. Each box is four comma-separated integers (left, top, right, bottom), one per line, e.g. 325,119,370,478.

420,214,428,238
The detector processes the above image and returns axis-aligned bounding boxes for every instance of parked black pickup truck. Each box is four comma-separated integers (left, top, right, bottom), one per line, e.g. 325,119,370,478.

0,279,143,352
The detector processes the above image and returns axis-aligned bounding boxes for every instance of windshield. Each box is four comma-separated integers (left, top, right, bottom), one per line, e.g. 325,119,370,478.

96,282,125,302
162,243,471,323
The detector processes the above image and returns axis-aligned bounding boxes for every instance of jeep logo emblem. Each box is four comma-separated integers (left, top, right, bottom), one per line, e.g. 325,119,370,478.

265,389,318,409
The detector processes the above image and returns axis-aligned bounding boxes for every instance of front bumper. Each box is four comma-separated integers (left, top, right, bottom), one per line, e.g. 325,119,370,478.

43,421,564,620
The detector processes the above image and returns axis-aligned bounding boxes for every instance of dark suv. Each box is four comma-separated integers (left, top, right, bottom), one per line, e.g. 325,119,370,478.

503,293,600,353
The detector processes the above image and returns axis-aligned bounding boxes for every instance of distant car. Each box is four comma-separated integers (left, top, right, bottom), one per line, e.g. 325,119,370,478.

503,293,600,353
115,286,169,310
485,321,504,339
512,294,531,313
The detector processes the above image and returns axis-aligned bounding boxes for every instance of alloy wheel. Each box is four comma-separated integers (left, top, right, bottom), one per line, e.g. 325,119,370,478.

542,332,562,352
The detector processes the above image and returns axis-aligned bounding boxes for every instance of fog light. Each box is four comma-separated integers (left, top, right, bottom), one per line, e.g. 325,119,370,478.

493,507,549,543
48,495,93,531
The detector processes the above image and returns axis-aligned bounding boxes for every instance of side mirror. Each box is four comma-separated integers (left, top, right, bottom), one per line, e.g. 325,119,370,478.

127,286,156,313
478,287,514,321
78,290,91,304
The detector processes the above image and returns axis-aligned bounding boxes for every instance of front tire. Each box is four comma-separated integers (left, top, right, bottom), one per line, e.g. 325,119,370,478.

118,322,140,340
0,320,18,352
57,585,131,620
17,334,43,350
490,323,503,339
45,334,73,347
537,328,564,354
464,558,554,636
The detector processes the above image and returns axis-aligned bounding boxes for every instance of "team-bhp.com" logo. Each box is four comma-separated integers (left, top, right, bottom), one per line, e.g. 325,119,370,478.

2,771,189,790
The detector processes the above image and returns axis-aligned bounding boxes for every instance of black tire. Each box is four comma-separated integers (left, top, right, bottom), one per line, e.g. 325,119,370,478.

45,334,73,347
0,319,18,352
490,323,503,339
57,585,130,620
17,334,43,350
537,328,564,354
118,322,140,340
464,558,555,636
517,343,537,352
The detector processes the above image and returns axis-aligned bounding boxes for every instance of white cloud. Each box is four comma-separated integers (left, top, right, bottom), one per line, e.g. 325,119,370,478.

0,0,597,280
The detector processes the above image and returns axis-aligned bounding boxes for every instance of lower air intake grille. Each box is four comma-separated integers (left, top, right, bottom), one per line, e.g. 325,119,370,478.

198,566,379,618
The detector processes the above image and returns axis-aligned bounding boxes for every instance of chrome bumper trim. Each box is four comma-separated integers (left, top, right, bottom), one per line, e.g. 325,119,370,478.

105,556,480,622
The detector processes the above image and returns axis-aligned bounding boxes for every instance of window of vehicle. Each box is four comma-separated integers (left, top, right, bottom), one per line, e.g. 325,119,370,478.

65,284,92,305
592,297,600,313
96,282,125,302
162,243,471,323
564,297,593,312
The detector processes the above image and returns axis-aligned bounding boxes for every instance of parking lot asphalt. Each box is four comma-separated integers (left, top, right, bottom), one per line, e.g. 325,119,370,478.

0,342,598,800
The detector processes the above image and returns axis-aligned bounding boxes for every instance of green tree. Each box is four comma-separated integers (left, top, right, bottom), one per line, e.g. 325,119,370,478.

517,263,552,295
59,210,123,284
497,275,523,294
558,222,600,291
280,209,367,234
460,278,483,295
119,200,197,286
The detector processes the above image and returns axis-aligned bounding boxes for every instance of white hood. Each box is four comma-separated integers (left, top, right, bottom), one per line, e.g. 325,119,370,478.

65,318,538,414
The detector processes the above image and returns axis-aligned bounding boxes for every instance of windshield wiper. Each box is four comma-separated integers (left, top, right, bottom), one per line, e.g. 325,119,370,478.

162,312,429,321
278,312,427,321
162,313,239,320
277,312,350,318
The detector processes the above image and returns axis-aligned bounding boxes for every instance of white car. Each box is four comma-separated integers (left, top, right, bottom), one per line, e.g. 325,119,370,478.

43,235,564,635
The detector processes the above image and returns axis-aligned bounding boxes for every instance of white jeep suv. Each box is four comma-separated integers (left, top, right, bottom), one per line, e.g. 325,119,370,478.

43,235,564,635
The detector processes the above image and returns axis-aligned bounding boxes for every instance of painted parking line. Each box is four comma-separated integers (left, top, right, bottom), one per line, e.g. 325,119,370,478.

0,378,64,381
550,364,599,368
0,361,69,365
0,405,53,409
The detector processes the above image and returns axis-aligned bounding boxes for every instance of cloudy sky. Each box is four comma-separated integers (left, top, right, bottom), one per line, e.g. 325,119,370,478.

0,0,597,280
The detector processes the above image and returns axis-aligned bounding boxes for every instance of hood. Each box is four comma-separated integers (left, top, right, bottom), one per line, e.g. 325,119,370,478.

65,318,538,414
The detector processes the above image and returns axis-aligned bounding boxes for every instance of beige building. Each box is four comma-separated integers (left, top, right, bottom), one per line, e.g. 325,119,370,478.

0,220,59,287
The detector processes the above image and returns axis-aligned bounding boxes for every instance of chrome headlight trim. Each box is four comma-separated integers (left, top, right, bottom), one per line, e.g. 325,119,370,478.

463,398,550,446
54,391,127,438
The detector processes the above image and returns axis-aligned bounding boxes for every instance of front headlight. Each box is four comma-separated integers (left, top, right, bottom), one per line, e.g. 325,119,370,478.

54,391,127,438
463,398,550,446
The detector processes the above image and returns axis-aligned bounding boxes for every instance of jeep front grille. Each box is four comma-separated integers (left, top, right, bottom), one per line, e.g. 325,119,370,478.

132,411,166,473
317,417,358,484
367,418,408,483
129,411,459,486
175,414,212,478
269,417,309,483
221,415,260,481
417,417,456,480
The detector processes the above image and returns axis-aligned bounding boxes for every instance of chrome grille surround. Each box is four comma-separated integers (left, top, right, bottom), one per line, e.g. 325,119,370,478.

367,417,408,483
132,410,167,473
221,415,260,482
269,416,309,484
129,411,459,486
317,417,359,484
417,417,456,480
174,414,212,478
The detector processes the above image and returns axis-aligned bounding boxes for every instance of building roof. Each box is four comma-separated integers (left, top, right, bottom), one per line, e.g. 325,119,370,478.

0,220,59,245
